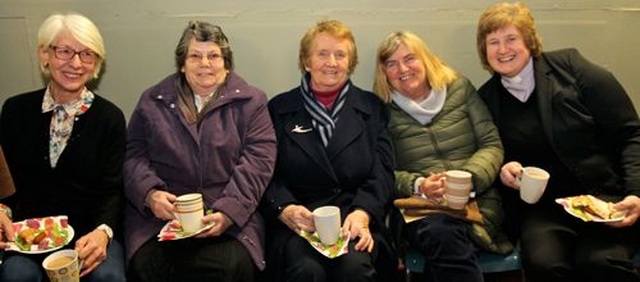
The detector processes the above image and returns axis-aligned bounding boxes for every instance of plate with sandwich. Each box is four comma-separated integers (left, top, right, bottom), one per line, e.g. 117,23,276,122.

7,215,74,254
556,195,626,222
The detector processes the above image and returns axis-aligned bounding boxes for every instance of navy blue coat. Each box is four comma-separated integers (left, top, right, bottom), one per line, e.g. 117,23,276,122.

260,82,395,280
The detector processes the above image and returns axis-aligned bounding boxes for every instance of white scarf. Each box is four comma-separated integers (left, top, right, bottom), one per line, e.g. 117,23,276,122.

391,87,446,125
501,57,535,102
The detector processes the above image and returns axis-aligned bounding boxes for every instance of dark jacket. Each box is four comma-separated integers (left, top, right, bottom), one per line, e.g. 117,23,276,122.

0,88,126,238
260,82,395,280
479,48,640,201
123,72,276,269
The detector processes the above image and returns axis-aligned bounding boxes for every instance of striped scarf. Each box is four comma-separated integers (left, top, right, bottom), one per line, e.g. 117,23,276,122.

300,73,350,146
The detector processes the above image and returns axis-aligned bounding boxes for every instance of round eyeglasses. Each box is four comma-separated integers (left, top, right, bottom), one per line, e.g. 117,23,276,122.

49,45,98,64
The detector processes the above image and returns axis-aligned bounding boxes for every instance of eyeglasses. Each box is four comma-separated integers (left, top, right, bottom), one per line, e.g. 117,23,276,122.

187,52,222,63
49,45,98,64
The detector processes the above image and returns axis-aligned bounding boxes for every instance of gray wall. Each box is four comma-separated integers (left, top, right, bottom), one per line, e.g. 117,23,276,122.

1,0,639,120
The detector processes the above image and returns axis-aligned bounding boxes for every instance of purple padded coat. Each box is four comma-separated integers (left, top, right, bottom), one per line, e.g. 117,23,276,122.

123,72,276,270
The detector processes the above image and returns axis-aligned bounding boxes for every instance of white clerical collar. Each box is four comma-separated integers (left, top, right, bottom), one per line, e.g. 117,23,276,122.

501,57,535,102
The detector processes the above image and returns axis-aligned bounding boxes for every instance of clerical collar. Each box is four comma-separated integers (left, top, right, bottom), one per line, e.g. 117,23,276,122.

501,57,535,103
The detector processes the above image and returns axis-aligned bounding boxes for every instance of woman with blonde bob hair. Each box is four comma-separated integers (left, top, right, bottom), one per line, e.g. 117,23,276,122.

37,13,106,78
0,13,126,281
476,2,640,281
374,30,511,281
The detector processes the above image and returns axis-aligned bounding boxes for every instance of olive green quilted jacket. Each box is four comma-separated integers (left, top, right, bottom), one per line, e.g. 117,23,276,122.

389,77,513,254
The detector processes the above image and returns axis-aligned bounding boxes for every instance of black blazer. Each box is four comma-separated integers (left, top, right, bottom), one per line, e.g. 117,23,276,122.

479,48,640,199
0,88,126,237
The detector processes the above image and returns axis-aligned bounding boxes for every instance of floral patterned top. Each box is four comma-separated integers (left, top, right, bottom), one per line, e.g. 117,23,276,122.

41,87,93,168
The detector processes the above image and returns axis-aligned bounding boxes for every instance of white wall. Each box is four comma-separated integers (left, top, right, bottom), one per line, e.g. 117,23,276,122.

1,0,639,119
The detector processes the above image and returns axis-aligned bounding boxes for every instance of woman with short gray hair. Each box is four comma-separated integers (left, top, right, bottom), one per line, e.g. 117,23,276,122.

124,20,276,282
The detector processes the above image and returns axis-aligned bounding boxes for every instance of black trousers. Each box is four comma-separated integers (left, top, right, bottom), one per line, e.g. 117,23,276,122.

127,235,257,282
281,234,376,282
405,214,483,282
520,203,640,282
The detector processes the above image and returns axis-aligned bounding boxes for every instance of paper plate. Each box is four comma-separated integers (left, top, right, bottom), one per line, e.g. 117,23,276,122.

555,195,626,223
299,230,350,259
7,215,74,254
157,220,215,241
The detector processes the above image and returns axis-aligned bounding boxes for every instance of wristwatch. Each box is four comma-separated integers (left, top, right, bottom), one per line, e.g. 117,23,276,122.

96,224,114,242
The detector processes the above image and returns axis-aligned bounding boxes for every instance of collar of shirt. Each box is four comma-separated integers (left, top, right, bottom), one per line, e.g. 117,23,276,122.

194,91,216,113
41,87,94,116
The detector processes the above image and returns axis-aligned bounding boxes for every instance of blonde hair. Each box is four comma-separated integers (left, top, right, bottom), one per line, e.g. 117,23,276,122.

476,2,542,72
298,20,358,75
37,13,105,78
373,31,458,103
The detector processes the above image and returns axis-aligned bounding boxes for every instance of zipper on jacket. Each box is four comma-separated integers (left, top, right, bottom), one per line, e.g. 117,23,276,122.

424,127,451,169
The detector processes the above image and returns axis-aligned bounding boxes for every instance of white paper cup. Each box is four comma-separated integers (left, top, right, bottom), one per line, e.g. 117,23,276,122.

445,170,472,184
175,193,204,232
313,206,341,246
176,193,203,204
445,170,472,200
518,167,550,204
446,194,470,210
42,249,80,282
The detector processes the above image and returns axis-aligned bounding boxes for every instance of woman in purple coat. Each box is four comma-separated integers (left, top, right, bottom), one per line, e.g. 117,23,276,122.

123,21,277,282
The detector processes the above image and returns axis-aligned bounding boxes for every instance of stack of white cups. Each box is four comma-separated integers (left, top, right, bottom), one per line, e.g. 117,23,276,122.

175,193,204,233
444,170,473,210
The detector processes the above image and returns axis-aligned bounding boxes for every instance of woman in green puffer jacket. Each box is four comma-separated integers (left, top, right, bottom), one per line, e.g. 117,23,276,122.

373,31,513,281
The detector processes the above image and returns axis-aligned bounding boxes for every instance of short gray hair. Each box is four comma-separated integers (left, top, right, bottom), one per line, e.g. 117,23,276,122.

174,21,233,73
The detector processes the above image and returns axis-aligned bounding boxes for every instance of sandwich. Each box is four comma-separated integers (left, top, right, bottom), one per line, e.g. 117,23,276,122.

570,195,616,220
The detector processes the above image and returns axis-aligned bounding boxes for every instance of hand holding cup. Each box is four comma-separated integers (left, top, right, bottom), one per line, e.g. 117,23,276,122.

517,167,549,204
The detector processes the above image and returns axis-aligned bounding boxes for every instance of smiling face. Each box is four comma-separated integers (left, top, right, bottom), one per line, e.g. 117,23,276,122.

305,32,351,92
39,31,97,99
485,25,531,78
383,43,429,101
183,39,228,96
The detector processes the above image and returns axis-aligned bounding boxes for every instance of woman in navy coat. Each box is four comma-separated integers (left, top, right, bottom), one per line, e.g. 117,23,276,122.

260,20,396,282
